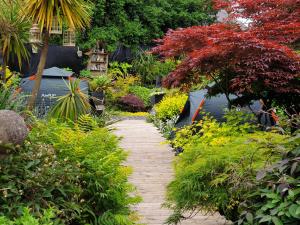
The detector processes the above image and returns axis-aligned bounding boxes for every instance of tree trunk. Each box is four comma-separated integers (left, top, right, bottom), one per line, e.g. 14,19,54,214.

1,61,7,84
27,31,49,111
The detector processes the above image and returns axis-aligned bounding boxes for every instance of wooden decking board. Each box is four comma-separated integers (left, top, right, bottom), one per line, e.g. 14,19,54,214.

112,119,228,225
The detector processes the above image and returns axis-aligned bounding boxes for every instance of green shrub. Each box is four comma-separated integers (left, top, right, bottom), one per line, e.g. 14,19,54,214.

148,114,179,139
79,69,92,79
108,62,132,79
0,119,138,224
77,114,98,131
165,113,289,224
89,76,111,92
0,86,25,111
49,79,90,122
128,85,152,107
238,134,300,225
132,52,177,85
106,76,140,104
0,208,61,225
154,93,187,121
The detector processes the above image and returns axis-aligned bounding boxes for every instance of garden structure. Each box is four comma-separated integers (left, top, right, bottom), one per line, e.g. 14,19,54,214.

86,47,109,76
20,67,88,116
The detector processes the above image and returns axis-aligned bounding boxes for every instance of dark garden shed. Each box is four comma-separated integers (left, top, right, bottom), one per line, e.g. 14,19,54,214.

175,89,268,128
20,67,88,116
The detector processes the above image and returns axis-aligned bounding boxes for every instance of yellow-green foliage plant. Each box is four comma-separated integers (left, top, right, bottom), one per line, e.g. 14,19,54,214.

49,79,90,122
2,119,140,224
106,76,140,103
0,208,60,225
154,93,187,121
165,111,289,224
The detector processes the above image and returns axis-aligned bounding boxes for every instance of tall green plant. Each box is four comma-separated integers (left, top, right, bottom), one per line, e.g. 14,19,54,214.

132,52,177,85
0,0,30,83
49,79,90,122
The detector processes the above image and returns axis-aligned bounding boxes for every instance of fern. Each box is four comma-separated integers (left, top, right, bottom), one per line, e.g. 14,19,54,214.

77,114,98,132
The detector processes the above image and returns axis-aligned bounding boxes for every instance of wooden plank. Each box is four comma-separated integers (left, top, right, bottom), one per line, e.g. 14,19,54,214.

112,119,229,225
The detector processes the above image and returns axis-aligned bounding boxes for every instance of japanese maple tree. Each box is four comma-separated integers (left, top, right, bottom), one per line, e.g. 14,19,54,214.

152,0,300,105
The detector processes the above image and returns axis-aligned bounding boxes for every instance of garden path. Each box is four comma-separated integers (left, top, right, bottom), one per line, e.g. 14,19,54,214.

112,119,228,225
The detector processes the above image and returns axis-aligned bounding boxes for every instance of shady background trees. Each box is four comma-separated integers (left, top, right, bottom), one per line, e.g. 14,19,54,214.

78,0,216,52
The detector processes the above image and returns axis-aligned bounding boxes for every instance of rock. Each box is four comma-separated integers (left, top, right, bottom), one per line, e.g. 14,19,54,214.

0,110,28,148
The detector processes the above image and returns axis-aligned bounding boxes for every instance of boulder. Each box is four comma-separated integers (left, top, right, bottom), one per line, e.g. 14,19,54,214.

0,110,28,149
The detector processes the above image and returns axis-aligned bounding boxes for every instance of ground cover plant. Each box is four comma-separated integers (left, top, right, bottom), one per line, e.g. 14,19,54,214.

0,117,139,225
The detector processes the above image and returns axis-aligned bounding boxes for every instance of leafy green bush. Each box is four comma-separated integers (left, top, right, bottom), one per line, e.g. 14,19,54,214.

165,112,289,224
128,85,152,107
79,69,92,79
49,79,90,122
89,76,111,92
106,76,140,104
132,52,177,85
77,114,98,131
0,119,138,224
108,62,132,79
0,87,25,111
149,115,179,139
238,134,300,225
154,93,187,121
0,208,60,225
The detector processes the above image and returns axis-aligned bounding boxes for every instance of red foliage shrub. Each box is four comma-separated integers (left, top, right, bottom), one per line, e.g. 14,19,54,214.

152,0,300,101
119,94,145,111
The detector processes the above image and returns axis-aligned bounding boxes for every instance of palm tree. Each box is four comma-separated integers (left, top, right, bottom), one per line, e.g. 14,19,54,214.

23,0,92,110
0,0,30,83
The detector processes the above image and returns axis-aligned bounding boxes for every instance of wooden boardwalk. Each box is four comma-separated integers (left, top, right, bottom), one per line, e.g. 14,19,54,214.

112,119,227,225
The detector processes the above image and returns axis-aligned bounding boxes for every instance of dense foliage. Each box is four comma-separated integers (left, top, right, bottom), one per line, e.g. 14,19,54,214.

132,52,178,85
0,87,23,111
152,0,300,107
89,76,111,92
106,76,140,105
79,0,215,51
128,85,152,107
154,93,187,121
0,208,60,225
238,134,300,225
0,0,30,82
165,111,290,224
0,119,138,225
148,92,187,138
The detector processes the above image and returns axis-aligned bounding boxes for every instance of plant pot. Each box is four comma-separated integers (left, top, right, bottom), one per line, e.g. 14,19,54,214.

151,93,165,105
91,90,105,99
91,91,105,113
